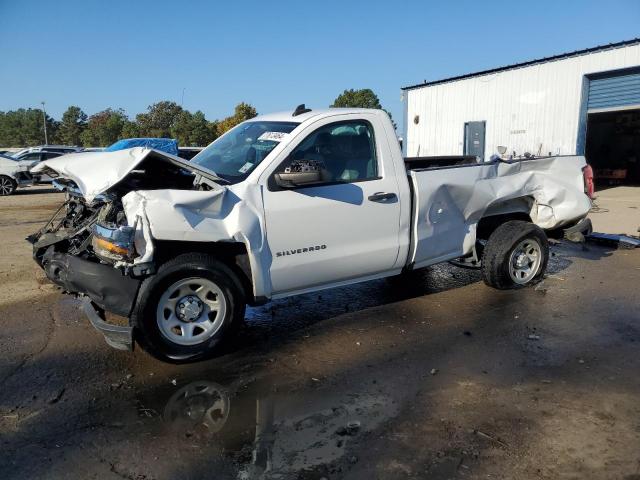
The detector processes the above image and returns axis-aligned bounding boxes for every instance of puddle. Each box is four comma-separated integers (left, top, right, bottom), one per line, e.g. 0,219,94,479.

132,369,402,478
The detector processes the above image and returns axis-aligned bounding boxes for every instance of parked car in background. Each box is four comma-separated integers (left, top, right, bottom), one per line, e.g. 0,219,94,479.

177,147,204,161
11,146,83,183
12,145,82,162
105,138,178,156
0,153,37,195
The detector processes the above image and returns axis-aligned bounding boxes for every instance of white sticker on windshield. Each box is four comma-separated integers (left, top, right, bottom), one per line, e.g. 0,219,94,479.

258,131,289,142
238,162,253,173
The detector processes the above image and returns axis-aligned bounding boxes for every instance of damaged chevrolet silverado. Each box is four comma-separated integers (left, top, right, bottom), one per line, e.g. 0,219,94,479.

29,106,594,362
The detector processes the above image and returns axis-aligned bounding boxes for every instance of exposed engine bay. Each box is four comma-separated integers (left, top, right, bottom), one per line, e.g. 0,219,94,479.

29,154,198,269
26,151,227,320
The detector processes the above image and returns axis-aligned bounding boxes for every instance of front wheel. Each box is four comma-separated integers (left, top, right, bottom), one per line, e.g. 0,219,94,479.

481,220,549,289
131,253,246,363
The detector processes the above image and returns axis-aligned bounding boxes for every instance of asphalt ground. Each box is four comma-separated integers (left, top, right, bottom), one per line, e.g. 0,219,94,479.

1,186,639,480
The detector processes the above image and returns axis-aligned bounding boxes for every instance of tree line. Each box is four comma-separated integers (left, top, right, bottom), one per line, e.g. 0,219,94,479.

0,88,392,148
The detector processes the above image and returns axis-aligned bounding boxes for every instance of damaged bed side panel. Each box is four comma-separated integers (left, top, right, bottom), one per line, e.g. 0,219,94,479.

121,182,271,298
408,155,592,268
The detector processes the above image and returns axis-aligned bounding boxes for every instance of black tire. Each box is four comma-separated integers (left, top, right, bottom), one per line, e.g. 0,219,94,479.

131,253,246,363
481,220,549,289
0,176,17,196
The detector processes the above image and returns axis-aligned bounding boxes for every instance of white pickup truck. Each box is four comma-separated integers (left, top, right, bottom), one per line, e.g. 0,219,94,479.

30,106,594,362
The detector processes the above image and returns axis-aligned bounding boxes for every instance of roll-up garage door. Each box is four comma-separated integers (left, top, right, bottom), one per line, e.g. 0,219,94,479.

588,71,640,111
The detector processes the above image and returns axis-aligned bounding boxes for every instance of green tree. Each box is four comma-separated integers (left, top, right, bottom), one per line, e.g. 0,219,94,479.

120,120,140,139
331,88,396,129
136,101,184,138
217,102,257,135
57,106,87,146
0,108,58,147
80,108,128,147
169,110,194,146
331,88,383,109
189,111,217,146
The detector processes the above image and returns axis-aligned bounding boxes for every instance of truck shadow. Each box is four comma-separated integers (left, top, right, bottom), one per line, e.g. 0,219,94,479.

234,240,615,353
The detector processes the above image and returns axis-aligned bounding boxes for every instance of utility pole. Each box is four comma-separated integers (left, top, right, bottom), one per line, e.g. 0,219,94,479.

40,101,48,145
181,88,186,107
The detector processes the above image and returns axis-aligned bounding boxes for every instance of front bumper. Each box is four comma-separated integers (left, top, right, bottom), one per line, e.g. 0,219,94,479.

41,252,141,350
42,252,141,317
83,299,134,351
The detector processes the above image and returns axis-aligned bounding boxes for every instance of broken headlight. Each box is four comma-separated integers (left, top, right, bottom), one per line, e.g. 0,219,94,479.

92,223,136,263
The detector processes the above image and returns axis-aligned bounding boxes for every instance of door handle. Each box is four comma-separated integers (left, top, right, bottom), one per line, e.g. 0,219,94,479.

368,192,397,202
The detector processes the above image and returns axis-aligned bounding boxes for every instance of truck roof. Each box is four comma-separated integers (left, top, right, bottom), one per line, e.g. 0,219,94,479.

253,108,387,123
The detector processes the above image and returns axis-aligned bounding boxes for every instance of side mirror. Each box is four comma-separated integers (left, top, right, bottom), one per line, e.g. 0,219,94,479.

274,159,325,188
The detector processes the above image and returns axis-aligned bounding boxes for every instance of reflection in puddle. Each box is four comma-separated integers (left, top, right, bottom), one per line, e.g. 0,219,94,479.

142,373,400,478
164,381,231,433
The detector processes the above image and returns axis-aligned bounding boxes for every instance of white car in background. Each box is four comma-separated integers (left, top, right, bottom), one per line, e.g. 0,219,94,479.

0,146,83,194
0,153,36,195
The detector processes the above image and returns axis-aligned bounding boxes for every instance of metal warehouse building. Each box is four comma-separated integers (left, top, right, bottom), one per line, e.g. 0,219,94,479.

401,38,640,184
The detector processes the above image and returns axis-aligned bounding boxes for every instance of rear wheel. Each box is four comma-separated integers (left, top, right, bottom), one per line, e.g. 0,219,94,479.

481,220,549,289
0,176,17,196
132,253,246,363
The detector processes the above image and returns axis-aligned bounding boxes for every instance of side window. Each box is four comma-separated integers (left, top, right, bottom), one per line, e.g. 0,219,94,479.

22,152,42,161
42,152,61,160
281,120,378,185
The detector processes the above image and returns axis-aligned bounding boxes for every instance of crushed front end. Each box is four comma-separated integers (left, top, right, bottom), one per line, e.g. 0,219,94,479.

28,181,147,349
28,147,231,351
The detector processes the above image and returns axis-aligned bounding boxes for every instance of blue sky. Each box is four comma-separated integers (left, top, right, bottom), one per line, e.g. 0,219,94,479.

1,0,639,132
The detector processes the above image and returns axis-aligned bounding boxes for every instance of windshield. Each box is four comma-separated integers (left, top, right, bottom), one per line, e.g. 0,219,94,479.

192,121,299,183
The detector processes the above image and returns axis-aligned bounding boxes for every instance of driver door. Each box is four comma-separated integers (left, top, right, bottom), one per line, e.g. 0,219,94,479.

262,115,402,295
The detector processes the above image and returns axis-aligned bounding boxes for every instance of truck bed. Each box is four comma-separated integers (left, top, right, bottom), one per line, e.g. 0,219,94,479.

406,155,592,269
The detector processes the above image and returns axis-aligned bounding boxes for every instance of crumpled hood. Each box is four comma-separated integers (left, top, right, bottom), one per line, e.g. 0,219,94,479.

31,148,163,202
32,147,219,202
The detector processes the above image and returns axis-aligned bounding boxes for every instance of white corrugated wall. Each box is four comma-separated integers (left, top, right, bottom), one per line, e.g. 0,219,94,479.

404,43,640,159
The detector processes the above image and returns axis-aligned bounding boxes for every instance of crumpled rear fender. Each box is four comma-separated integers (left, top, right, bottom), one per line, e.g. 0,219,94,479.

408,155,592,267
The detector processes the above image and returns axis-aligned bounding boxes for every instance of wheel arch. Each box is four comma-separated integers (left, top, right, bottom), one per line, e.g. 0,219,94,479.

152,240,260,306
477,196,535,240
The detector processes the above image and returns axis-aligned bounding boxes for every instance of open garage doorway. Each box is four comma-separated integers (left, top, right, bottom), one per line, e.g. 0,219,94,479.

585,109,640,185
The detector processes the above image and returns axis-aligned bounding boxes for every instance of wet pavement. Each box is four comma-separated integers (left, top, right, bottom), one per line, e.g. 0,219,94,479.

1,188,640,479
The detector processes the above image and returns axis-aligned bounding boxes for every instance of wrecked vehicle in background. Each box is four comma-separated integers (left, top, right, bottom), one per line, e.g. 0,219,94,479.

0,146,84,194
29,106,594,362
0,153,38,195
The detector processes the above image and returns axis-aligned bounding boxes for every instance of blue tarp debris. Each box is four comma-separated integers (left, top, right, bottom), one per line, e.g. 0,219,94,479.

105,138,178,156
